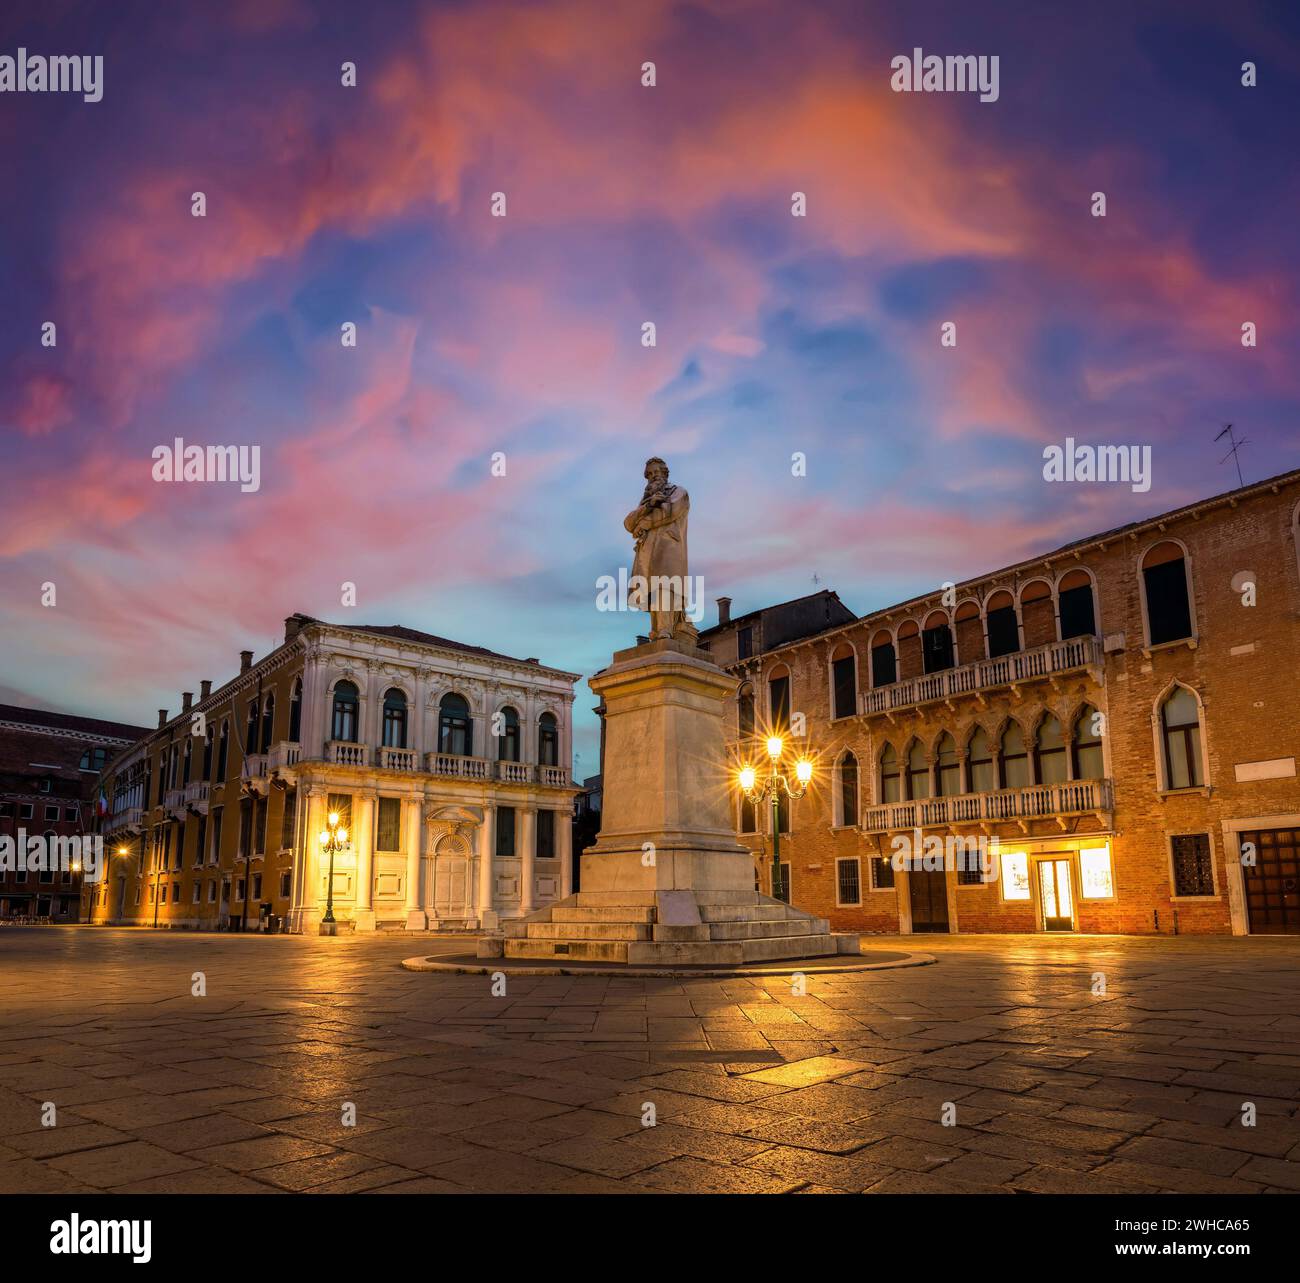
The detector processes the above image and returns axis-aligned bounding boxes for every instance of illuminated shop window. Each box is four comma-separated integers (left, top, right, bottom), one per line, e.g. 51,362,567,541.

1000,851,1030,901
1079,846,1114,899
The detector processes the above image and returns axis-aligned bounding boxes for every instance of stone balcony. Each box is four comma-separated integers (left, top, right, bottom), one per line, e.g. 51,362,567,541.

105,805,143,834
377,746,419,772
861,778,1113,834
327,740,369,767
183,781,210,814
860,634,1104,718
163,787,187,818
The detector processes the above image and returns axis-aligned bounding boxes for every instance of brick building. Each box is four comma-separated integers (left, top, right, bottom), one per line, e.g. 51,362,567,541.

721,469,1300,936
90,613,578,932
0,704,149,921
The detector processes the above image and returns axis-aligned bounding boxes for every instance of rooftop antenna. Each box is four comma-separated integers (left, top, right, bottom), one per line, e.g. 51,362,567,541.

811,572,822,589
1215,423,1249,488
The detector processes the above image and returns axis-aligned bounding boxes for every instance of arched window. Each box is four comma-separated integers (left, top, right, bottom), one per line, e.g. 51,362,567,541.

921,611,954,674
968,727,995,793
202,725,213,779
879,745,901,804
935,733,960,796
246,699,260,755
738,684,755,738
837,752,859,826
538,712,559,766
1161,687,1203,789
830,644,857,720
1000,722,1029,788
438,693,472,757
1035,715,1067,785
1073,705,1104,778
497,706,520,762
1142,542,1194,646
768,665,791,733
289,677,302,742
216,722,229,780
985,590,1019,658
1058,569,1097,639
79,746,108,771
182,738,192,786
382,688,408,749
331,681,359,743
261,693,275,752
905,740,930,800
870,631,897,687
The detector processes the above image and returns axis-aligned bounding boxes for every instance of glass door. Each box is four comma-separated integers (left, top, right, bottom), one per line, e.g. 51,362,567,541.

1039,858,1074,931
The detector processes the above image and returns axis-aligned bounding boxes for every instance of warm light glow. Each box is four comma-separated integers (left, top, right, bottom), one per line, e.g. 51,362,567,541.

738,765,756,792
117,846,127,856
766,736,783,761
1079,845,1114,899
337,827,349,843
318,830,330,847
795,758,813,784
327,811,340,827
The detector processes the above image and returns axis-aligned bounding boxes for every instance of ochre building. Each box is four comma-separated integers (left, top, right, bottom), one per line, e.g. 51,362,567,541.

708,470,1300,937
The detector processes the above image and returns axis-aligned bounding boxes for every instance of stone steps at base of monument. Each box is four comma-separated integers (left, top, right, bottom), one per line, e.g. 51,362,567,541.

707,917,829,940
573,890,762,909
551,905,655,924
524,921,652,942
501,933,842,966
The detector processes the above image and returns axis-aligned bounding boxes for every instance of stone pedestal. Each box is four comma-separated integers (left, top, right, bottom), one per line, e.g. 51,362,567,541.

495,638,858,966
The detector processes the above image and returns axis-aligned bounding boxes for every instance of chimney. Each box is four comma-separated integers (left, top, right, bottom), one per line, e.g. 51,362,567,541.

181,692,193,713
240,650,253,672
157,709,168,729
284,614,307,643
200,680,212,699
717,596,732,626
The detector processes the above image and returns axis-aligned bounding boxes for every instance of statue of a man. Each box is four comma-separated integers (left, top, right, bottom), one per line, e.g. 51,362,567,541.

624,457,697,642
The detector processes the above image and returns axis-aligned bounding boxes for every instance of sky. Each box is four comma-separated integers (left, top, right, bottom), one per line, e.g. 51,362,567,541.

1,0,1298,775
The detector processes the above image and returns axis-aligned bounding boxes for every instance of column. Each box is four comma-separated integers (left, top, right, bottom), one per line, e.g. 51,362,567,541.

477,804,497,930
404,796,426,930
519,806,537,914
293,788,325,930
354,792,376,930
557,805,574,898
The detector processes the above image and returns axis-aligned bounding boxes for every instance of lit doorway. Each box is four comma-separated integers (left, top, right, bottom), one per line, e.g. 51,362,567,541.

1038,858,1074,931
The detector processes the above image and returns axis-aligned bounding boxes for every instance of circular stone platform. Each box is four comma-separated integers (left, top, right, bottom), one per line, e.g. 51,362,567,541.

400,949,935,978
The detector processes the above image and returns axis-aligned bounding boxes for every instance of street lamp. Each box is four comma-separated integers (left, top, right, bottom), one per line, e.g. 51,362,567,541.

318,810,348,931
737,735,813,903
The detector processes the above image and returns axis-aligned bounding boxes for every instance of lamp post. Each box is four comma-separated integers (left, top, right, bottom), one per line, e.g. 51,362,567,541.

738,736,813,903
317,809,348,934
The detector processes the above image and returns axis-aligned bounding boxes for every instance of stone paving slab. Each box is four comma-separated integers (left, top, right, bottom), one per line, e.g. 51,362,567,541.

0,927,1298,1193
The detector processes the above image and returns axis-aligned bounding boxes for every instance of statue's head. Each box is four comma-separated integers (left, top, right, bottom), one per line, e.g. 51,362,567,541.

644,456,669,482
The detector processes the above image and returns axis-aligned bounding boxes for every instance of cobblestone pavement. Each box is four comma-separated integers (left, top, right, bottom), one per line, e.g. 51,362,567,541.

1,927,1298,1194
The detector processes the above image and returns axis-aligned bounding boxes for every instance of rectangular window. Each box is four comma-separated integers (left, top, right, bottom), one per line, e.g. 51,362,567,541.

1144,559,1193,645
236,878,245,902
158,884,166,904
871,644,896,688
832,656,856,720
836,858,861,906
281,789,297,851
769,676,791,732
64,806,79,822
210,809,223,864
922,626,954,674
1171,834,1215,897
254,797,267,854
377,797,401,851
239,798,253,858
172,882,180,902
1000,851,1031,901
1058,585,1096,639
253,873,262,900
737,626,753,660
44,805,59,822
19,804,33,820
195,815,207,868
774,861,791,904
1079,846,1115,899
739,796,757,833
536,809,556,859
986,606,1019,658
495,806,516,858
208,881,217,903
193,882,202,903
280,870,292,899
871,857,895,890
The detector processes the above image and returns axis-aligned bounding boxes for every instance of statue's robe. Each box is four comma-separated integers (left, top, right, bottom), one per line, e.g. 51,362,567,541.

624,485,689,612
